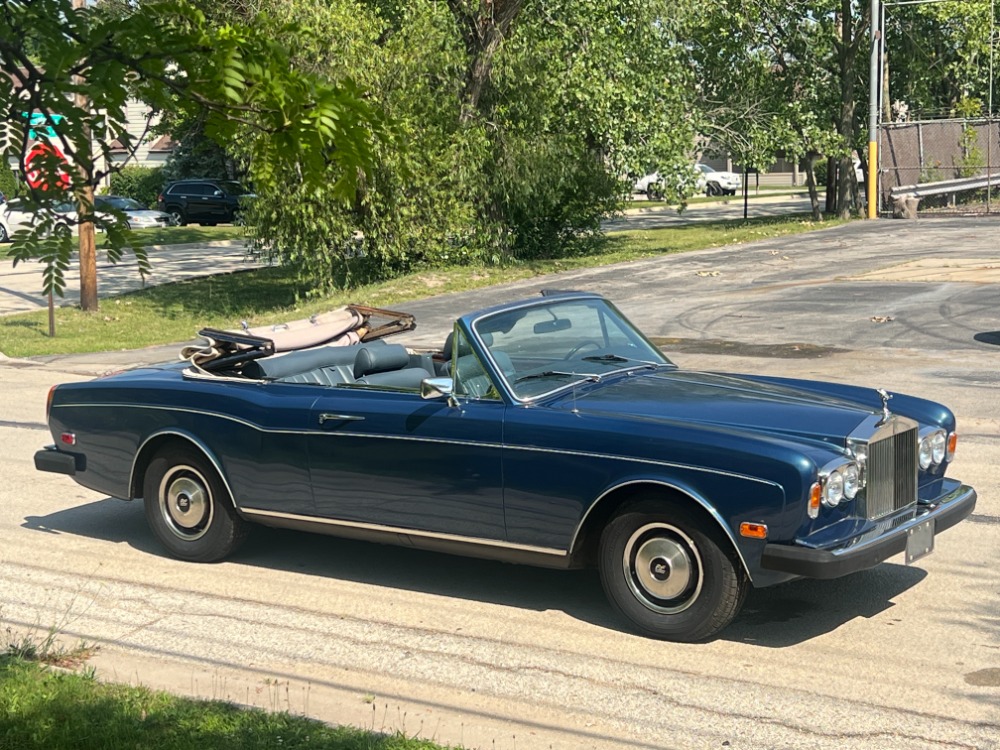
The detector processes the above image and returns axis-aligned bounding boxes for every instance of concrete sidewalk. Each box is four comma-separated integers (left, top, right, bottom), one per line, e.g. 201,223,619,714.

0,240,263,317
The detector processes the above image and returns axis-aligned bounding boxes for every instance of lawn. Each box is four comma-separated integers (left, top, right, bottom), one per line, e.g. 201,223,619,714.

0,656,452,750
0,215,845,358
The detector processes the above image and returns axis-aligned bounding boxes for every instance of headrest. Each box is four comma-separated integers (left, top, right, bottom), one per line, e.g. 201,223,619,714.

354,344,410,378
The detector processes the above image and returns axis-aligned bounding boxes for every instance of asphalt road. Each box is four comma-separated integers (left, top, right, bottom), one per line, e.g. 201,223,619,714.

2,216,999,749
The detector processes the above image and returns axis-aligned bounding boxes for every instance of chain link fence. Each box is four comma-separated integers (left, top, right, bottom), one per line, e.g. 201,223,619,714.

879,118,1000,215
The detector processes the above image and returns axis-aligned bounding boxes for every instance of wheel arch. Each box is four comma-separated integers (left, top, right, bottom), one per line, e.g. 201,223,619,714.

568,479,751,580
129,430,237,509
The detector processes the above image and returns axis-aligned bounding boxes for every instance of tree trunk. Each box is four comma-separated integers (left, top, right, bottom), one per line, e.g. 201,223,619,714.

805,153,822,221
73,0,98,312
825,156,837,213
835,0,870,220
447,0,523,124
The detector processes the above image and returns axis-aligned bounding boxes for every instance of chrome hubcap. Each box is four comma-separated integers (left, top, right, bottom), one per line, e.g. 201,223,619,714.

159,466,212,541
623,523,703,614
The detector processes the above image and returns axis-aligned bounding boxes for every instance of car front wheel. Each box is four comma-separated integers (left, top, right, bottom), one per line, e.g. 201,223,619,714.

143,445,248,562
0,223,8,243
599,499,747,642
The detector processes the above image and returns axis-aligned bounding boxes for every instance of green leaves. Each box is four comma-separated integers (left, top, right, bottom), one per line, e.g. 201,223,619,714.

0,0,383,303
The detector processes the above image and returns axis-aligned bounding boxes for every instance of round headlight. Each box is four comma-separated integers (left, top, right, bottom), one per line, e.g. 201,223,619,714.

843,463,860,499
919,437,933,469
931,431,947,465
823,470,845,507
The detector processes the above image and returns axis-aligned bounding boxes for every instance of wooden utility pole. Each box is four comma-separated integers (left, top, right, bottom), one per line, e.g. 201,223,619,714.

72,0,98,312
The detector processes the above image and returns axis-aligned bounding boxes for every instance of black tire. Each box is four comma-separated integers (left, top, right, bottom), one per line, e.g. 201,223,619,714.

168,208,186,226
599,499,748,642
0,223,8,243
143,445,249,562
706,183,721,196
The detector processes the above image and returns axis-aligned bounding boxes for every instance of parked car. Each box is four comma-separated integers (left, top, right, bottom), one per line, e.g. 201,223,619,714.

1,198,75,242
156,179,252,226
95,195,176,230
695,163,742,196
34,293,976,641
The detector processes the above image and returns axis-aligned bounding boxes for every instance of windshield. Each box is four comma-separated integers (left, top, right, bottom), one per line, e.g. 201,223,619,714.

220,181,247,195
472,297,671,400
697,164,715,174
98,196,143,210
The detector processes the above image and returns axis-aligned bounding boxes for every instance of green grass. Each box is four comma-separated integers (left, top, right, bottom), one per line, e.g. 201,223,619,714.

0,656,453,750
107,224,245,247
0,215,845,358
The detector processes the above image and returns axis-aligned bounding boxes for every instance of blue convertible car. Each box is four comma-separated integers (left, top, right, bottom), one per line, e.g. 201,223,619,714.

35,292,977,641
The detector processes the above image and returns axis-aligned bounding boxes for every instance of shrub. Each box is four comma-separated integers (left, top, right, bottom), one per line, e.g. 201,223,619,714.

108,166,164,208
0,166,20,199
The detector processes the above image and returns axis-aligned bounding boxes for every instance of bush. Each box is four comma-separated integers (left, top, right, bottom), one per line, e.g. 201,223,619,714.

108,166,164,208
0,167,20,200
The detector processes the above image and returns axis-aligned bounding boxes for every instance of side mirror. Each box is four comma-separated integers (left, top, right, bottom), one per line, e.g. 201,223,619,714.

213,189,224,197
420,376,454,401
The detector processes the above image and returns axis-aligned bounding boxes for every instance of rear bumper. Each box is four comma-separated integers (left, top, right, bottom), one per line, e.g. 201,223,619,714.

34,445,81,476
760,483,977,579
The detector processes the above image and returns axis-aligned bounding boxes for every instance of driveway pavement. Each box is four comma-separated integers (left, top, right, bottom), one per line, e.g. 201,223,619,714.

0,239,260,317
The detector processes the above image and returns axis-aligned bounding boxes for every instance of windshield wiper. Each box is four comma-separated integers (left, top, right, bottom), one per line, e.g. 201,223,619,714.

582,354,664,368
514,370,601,384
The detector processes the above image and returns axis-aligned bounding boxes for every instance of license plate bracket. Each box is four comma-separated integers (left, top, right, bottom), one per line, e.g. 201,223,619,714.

905,518,935,564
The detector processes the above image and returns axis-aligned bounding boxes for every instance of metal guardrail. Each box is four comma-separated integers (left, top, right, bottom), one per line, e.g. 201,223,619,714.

889,173,1000,199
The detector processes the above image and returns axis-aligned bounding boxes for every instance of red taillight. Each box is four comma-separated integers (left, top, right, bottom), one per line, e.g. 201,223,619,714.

157,193,164,203
60,433,76,446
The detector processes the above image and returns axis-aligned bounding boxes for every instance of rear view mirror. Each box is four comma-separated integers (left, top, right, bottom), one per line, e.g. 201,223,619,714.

533,318,571,334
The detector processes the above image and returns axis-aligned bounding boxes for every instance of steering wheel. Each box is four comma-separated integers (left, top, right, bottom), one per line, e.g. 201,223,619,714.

563,340,603,359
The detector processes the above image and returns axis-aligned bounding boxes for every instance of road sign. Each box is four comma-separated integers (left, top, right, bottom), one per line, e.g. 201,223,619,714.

21,112,66,141
25,142,71,191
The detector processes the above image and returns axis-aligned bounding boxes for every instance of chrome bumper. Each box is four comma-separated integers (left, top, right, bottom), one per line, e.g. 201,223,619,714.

760,483,976,579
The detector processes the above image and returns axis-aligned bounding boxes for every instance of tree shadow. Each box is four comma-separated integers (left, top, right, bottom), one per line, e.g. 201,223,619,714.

24,497,930,647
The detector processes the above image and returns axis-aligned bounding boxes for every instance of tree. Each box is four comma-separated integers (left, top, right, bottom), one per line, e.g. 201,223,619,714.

0,0,383,313
237,0,699,290
689,0,867,218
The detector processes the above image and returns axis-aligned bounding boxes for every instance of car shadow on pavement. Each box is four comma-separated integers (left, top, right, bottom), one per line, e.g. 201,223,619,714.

23,497,927,647
722,565,927,647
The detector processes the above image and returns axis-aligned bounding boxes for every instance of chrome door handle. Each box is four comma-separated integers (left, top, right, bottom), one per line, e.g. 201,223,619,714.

318,413,365,424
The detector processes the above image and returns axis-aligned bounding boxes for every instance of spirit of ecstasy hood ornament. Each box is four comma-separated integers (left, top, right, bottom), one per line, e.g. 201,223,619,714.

876,388,893,422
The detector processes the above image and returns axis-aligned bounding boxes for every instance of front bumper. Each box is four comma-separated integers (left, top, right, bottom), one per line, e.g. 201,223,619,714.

760,483,976,579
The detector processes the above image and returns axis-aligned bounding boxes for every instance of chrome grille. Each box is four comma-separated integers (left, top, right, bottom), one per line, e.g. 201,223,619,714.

861,424,918,519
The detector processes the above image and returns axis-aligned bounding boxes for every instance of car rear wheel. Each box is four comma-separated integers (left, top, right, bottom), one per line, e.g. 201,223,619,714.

0,223,8,243
143,445,248,562
168,208,186,226
599,499,747,642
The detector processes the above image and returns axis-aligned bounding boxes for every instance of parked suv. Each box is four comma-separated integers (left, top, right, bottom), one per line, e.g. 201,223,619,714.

157,179,251,226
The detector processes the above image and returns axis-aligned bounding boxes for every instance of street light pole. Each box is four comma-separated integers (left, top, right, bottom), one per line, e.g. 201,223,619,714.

867,0,881,219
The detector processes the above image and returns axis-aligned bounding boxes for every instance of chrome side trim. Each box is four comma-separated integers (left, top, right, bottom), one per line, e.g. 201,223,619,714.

128,429,239,510
57,403,777,486
241,507,567,557
569,479,752,579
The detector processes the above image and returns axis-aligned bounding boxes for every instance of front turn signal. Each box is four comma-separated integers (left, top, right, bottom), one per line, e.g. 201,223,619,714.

808,482,822,519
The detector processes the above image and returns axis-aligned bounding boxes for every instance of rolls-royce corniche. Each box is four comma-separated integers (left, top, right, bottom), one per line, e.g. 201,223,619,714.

34,292,977,641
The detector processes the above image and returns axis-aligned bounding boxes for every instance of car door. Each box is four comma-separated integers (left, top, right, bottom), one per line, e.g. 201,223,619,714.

306,384,506,541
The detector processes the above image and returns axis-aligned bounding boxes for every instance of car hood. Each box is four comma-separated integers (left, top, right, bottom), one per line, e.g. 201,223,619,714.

554,369,874,444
